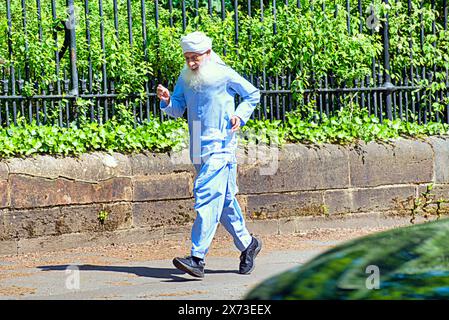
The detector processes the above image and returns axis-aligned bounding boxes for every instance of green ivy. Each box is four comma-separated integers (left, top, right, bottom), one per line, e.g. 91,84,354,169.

1,102,448,159
1,1,449,159
0,114,188,158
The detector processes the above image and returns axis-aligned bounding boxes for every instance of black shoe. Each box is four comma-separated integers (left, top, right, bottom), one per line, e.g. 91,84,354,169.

173,256,205,278
239,236,262,275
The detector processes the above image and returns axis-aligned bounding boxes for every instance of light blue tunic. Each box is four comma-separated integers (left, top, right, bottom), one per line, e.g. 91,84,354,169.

160,64,260,167
160,64,260,259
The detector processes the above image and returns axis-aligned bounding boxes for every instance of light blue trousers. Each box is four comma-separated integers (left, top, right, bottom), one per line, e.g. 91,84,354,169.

191,154,252,259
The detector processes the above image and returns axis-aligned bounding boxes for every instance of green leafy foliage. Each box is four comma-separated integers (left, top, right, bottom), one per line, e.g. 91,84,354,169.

1,1,448,159
97,210,109,225
1,0,448,103
283,102,449,146
0,102,447,159
0,114,188,158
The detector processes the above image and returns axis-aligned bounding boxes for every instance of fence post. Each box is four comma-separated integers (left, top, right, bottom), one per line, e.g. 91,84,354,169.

67,0,79,96
381,0,393,120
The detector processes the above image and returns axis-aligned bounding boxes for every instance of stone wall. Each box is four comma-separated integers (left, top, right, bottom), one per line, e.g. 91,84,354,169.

1,136,449,255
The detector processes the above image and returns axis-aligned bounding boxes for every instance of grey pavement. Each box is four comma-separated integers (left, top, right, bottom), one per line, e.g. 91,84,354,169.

0,239,342,300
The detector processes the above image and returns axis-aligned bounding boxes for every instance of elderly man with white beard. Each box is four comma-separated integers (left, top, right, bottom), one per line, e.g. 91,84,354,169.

156,31,262,278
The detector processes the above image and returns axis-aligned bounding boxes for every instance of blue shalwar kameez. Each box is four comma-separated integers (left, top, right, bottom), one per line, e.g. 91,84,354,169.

160,64,260,259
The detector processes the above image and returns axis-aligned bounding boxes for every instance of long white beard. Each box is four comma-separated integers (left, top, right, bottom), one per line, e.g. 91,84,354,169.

181,58,227,91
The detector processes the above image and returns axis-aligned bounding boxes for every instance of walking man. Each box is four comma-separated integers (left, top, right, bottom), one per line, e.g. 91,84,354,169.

156,31,262,278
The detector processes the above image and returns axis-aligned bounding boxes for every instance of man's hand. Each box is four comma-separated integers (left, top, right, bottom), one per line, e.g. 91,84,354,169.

157,84,170,104
230,115,242,132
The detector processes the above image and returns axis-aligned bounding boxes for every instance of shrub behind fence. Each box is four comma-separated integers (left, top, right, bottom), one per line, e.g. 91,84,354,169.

0,0,448,127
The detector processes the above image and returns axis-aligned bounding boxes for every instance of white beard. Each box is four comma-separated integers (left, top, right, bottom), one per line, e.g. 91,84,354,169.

181,58,227,91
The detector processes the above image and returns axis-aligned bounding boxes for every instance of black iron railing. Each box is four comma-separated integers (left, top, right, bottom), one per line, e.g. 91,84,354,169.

0,0,448,127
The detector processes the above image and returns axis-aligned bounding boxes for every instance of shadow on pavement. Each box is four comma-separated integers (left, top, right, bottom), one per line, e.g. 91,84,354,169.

37,264,238,282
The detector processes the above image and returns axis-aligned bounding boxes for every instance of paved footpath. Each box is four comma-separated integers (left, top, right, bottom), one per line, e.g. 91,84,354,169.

0,227,389,300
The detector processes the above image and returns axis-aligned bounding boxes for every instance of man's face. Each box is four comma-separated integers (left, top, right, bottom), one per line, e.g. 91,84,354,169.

184,50,211,71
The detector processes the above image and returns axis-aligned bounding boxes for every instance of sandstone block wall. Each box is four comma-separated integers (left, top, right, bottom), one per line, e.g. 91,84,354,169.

1,136,448,254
